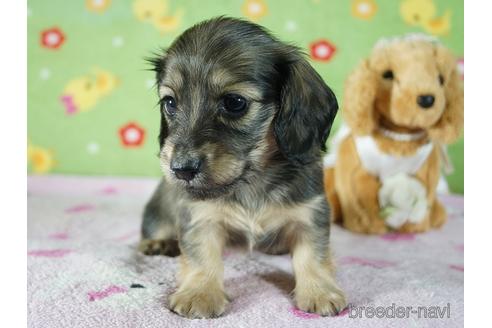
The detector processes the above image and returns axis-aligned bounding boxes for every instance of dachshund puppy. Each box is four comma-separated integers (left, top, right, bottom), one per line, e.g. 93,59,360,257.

139,17,345,318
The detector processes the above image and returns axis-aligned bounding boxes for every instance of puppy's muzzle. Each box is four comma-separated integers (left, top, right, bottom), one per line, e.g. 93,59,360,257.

171,156,202,182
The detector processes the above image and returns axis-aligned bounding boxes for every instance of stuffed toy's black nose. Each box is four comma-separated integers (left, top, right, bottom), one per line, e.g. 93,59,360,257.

417,94,435,109
171,159,201,182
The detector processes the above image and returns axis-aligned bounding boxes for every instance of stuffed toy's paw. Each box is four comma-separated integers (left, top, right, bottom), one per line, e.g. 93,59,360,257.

378,173,428,229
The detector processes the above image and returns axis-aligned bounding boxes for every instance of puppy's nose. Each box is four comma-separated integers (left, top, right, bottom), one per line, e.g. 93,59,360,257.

417,94,435,109
171,158,202,182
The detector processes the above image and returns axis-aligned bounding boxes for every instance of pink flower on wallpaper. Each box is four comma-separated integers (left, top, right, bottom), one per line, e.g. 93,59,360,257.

119,122,145,147
41,27,65,49
310,40,336,62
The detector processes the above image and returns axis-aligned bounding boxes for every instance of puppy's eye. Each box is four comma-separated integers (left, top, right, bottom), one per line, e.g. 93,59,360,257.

439,74,445,85
162,96,177,116
382,70,394,80
221,94,248,117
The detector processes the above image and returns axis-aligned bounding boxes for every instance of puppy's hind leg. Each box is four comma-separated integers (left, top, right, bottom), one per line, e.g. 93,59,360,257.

138,180,180,257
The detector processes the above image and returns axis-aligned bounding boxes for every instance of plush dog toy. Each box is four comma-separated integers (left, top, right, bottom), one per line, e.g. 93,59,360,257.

324,34,463,234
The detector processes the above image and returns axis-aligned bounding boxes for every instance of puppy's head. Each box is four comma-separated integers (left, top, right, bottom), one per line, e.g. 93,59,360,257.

344,34,463,142
150,17,338,199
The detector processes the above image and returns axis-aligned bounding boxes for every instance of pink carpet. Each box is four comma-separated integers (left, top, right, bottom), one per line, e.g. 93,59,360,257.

27,175,464,327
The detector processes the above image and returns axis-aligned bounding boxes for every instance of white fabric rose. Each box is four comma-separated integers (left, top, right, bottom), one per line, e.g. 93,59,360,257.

378,173,428,229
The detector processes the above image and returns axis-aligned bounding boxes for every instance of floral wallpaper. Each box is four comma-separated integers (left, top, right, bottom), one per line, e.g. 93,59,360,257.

27,0,464,193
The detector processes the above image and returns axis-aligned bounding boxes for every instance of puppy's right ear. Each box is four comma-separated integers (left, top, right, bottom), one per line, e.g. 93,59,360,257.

343,59,378,135
147,54,168,148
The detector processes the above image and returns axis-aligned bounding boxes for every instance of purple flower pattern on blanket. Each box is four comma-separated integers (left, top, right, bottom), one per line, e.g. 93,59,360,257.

101,186,118,194
49,232,69,240
454,243,464,252
88,285,128,301
28,249,72,257
65,203,95,213
27,176,464,327
338,256,397,268
290,306,321,319
449,264,464,272
380,233,416,241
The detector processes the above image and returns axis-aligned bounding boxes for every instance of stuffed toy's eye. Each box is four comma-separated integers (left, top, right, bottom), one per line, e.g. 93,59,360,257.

221,94,248,117
382,70,394,80
439,74,445,85
162,96,177,116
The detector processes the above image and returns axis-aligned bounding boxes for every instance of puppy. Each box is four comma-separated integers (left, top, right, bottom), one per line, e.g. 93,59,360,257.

139,17,346,319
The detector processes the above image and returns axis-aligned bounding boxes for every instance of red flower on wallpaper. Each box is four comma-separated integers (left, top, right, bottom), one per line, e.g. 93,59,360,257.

119,122,145,147
41,27,65,49
310,40,336,62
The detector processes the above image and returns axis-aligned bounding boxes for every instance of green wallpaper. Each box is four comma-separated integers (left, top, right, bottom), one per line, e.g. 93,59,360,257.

27,0,464,193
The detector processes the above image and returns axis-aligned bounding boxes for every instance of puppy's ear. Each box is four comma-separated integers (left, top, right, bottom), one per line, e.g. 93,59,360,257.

342,59,378,135
429,46,464,143
147,54,169,148
274,56,338,165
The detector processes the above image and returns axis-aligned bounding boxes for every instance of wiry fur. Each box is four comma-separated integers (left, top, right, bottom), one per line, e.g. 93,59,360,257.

139,17,345,318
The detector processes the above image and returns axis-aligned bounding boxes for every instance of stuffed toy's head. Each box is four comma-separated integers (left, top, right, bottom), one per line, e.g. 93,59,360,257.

343,34,463,144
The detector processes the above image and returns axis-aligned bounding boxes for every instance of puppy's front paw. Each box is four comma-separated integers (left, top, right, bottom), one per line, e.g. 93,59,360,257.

169,287,228,319
138,239,180,257
295,285,346,316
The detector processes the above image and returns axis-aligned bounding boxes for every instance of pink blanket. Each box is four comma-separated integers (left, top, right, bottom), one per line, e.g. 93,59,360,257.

27,175,464,327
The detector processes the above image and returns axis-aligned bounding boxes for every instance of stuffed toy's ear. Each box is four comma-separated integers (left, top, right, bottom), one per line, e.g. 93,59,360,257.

274,57,338,165
342,59,378,135
429,46,464,144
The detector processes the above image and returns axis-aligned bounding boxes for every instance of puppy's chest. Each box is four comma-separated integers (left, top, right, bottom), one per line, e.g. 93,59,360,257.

190,199,316,245
221,204,289,240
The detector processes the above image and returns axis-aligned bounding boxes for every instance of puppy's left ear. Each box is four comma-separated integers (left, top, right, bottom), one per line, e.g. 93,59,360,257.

274,56,338,165
429,45,464,144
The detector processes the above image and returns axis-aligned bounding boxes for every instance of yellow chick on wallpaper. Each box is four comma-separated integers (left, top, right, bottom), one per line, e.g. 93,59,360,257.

154,8,184,33
133,0,183,34
28,141,56,174
60,69,118,115
400,0,451,35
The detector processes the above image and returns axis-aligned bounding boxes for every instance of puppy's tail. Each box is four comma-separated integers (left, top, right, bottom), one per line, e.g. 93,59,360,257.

324,167,342,224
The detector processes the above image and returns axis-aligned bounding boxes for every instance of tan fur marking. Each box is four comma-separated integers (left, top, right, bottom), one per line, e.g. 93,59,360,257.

188,196,323,249
159,142,174,180
158,85,175,98
222,82,262,101
170,223,227,318
162,61,184,91
292,232,346,315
